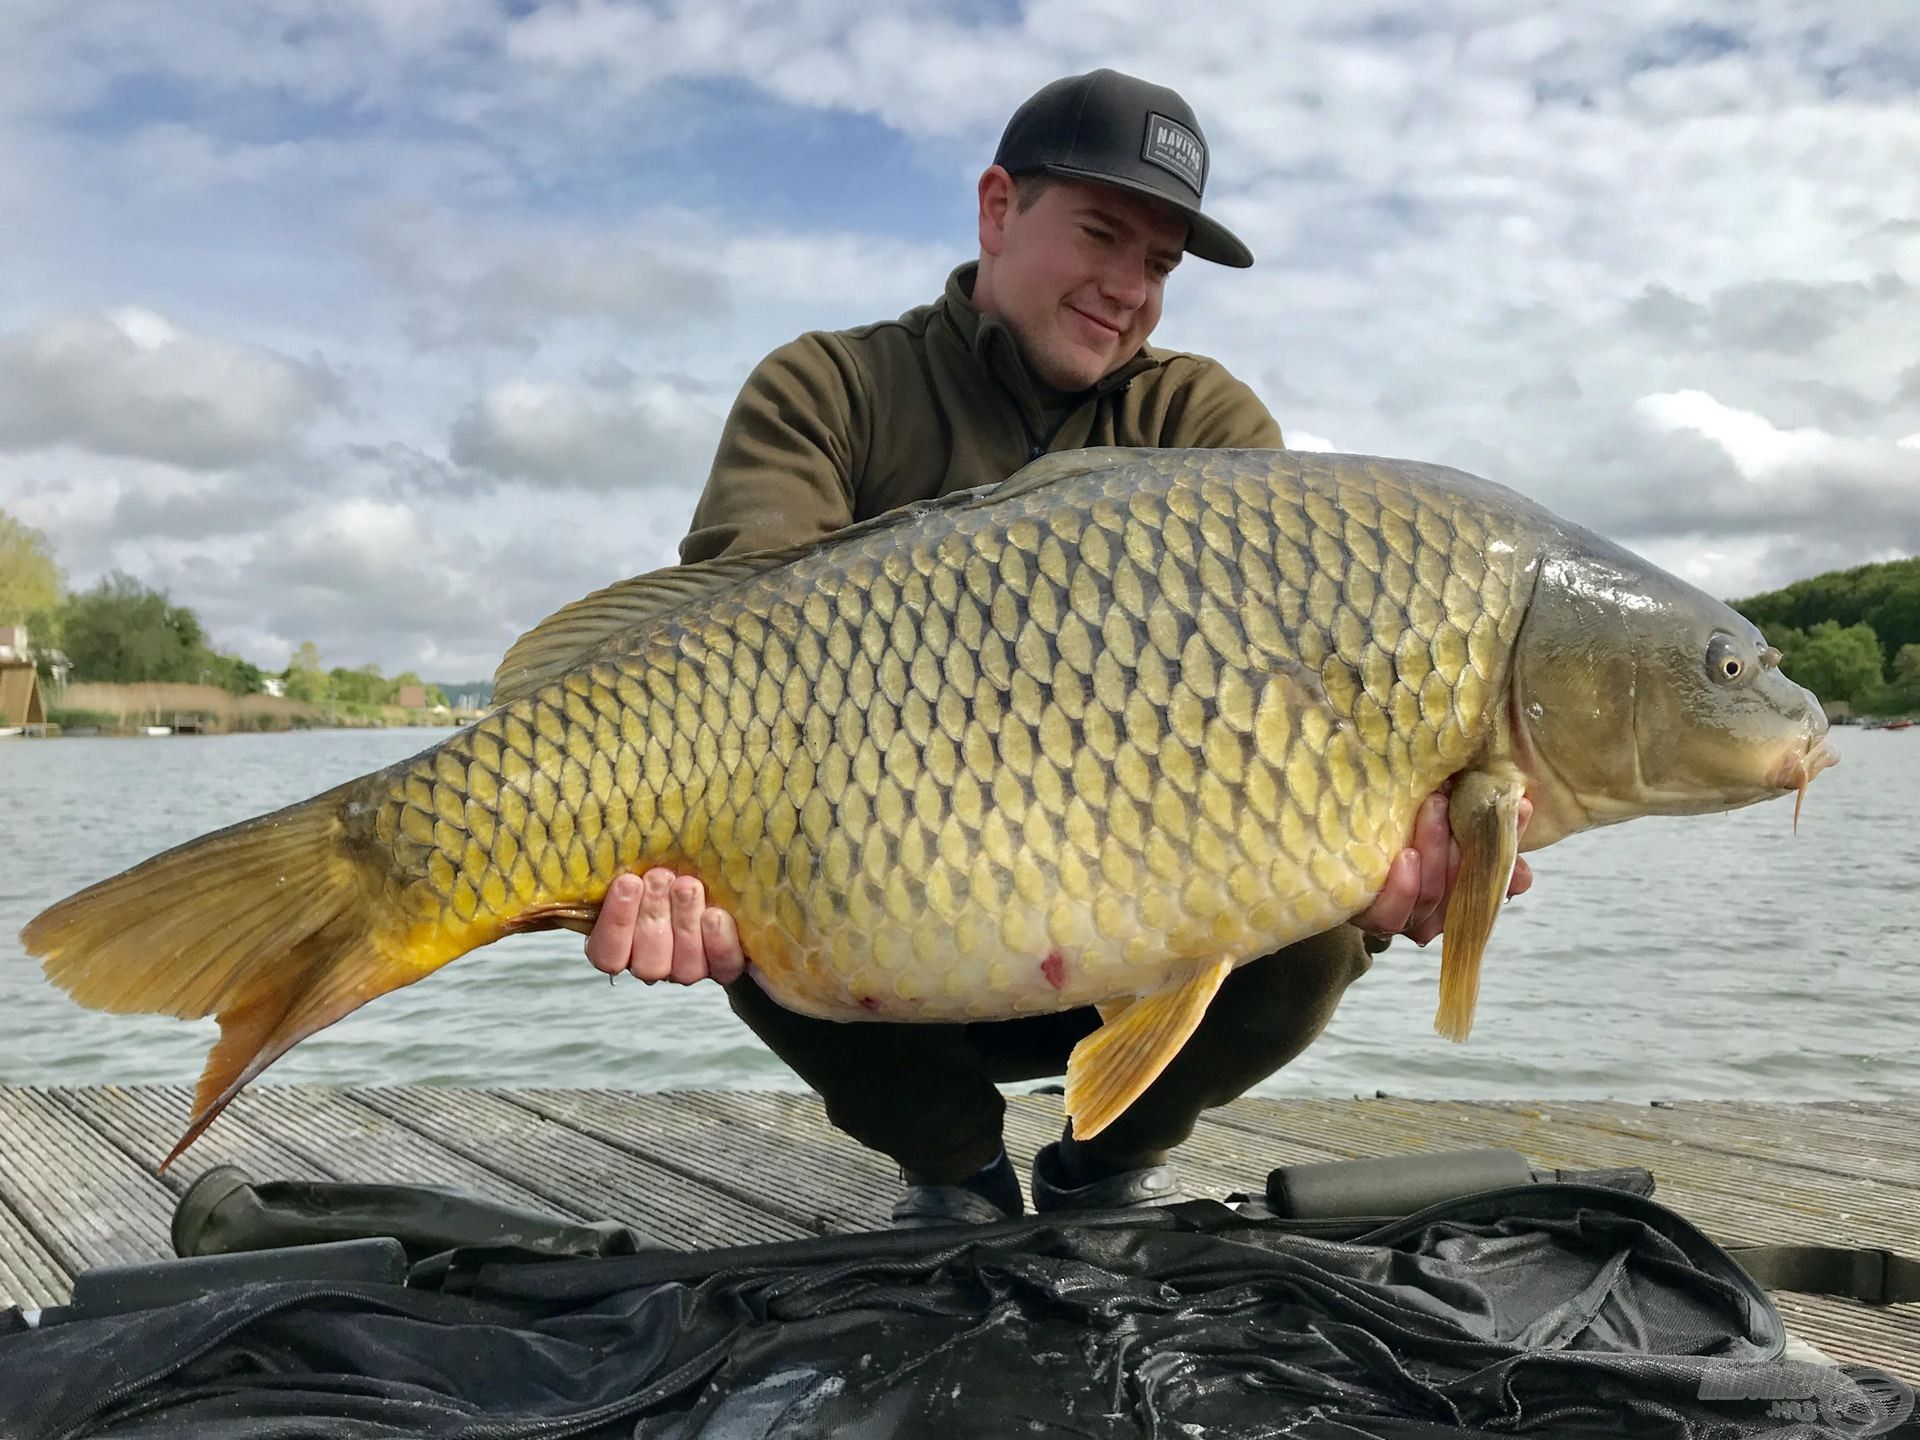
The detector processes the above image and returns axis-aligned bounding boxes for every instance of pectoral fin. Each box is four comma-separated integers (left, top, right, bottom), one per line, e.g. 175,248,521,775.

1065,958,1233,1141
501,902,602,937
1435,770,1525,1042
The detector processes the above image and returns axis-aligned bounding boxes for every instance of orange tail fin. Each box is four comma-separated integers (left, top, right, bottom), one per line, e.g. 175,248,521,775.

19,782,451,1169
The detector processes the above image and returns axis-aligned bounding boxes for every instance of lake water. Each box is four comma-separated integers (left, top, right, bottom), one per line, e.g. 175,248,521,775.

1,726,1913,1104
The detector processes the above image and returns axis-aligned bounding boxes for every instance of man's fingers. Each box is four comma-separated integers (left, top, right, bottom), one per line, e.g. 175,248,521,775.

703,908,746,984
1409,793,1450,927
1508,856,1534,899
1356,848,1419,938
669,875,709,984
585,872,641,975
1403,838,1460,947
628,868,675,982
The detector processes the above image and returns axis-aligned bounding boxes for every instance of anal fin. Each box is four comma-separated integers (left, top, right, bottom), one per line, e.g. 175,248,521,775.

1065,958,1233,1141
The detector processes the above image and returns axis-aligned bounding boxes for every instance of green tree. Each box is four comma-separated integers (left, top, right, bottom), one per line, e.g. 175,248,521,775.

285,641,331,703
1777,620,1885,708
58,572,209,683
0,509,63,627
204,652,266,696
1738,557,1920,670
329,663,386,706
1884,643,1920,713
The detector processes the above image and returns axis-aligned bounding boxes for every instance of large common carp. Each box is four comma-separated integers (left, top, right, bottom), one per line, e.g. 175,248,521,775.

22,449,1836,1167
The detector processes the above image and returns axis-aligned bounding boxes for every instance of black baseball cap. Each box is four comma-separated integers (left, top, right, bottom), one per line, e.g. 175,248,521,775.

993,68,1252,268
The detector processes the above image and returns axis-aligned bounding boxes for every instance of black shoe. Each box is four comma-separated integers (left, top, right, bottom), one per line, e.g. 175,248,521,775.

1030,1140,1187,1214
890,1150,1025,1229
171,1164,255,1257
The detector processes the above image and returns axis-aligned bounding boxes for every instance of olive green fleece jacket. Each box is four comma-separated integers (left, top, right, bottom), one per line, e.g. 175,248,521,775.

679,261,1283,565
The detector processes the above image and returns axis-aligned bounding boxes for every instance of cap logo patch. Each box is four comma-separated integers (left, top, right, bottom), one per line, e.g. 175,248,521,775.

1141,112,1205,194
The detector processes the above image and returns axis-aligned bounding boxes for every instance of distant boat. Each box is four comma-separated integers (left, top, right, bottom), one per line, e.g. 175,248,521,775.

0,726,21,739
1882,719,1916,731
141,725,172,736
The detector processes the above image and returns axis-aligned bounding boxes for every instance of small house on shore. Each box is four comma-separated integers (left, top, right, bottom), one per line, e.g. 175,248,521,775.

0,626,48,729
0,661,46,729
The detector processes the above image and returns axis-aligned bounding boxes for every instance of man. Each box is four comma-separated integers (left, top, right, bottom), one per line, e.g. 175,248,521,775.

585,69,1532,1224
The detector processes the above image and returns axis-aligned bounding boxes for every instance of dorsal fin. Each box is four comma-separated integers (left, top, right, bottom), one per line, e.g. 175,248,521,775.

492,557,785,707
492,448,1145,707
993,446,1144,500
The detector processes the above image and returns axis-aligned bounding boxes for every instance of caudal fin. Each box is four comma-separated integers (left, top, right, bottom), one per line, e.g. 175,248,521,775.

20,783,447,1169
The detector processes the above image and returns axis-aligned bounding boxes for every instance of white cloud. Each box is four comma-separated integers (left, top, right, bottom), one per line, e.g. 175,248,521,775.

449,365,725,491
0,309,342,469
1634,389,1920,509
362,205,952,355
1634,390,1840,478
5,1,1918,669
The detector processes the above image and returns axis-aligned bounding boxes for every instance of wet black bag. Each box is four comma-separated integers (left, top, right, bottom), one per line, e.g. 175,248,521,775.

0,1180,1903,1439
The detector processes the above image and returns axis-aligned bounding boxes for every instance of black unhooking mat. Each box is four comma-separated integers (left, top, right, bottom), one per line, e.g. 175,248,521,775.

0,1184,1901,1438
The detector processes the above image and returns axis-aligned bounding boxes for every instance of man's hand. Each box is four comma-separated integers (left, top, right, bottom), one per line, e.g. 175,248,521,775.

585,869,747,985
1353,786,1534,946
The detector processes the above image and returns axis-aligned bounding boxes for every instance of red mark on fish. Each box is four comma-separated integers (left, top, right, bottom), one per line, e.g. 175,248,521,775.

857,996,880,1013
1042,951,1066,989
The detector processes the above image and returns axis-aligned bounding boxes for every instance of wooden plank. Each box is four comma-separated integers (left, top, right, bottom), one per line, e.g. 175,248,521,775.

1360,1099,1920,1236
1200,1098,1918,1250
224,1086,588,1217
1719,1100,1920,1160
516,1089,894,1234
1769,1292,1920,1383
0,1191,70,1308
351,1087,808,1248
49,1085,331,1196
1532,1101,1920,1189
0,1088,173,1274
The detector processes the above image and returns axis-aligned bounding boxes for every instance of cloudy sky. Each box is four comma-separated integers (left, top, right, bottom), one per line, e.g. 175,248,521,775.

3,1,1916,680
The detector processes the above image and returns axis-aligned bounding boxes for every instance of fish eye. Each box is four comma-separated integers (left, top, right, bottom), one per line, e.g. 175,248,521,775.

1706,634,1747,685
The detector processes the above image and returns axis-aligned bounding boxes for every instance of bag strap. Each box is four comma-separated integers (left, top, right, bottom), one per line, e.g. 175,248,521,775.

1727,1244,1920,1305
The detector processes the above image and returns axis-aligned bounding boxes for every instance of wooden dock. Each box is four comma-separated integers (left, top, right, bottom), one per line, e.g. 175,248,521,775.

1,1086,1914,1379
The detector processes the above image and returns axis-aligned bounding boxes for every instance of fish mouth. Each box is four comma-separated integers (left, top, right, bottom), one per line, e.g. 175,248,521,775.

1769,734,1840,831
1769,736,1841,789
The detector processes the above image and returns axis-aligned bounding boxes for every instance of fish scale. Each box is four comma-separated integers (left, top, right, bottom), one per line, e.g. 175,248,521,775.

358,451,1520,1024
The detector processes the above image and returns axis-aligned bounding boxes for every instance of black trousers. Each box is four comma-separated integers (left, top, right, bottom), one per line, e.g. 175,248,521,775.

726,925,1377,1182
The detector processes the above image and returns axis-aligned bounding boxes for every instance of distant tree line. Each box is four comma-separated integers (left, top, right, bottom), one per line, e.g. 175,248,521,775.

2,504,458,709
281,640,449,710
1734,557,1920,715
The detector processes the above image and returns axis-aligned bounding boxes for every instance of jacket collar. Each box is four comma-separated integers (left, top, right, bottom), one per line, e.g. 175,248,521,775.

939,262,1160,417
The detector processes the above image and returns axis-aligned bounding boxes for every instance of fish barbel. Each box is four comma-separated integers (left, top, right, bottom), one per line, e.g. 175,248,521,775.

20,449,1837,1165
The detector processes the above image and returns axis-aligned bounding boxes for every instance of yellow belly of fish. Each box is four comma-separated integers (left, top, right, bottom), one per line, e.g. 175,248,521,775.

737,816,1398,1023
